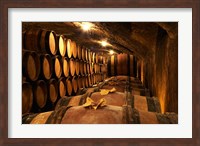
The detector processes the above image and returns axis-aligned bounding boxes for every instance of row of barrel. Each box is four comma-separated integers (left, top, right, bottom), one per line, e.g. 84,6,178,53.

23,50,107,82
22,29,106,64
22,73,106,114
23,76,178,124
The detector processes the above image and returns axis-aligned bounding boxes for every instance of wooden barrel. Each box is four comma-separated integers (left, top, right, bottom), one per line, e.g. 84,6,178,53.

85,48,88,62
79,61,84,76
90,74,94,85
90,91,126,107
75,59,80,76
72,76,78,95
131,95,161,113
40,29,57,55
22,50,40,81
58,77,66,98
84,75,89,88
83,62,87,75
55,94,87,110
131,109,178,124
66,77,73,96
81,76,86,88
92,52,95,63
48,79,58,104
101,84,125,93
62,57,69,77
69,58,76,76
88,49,91,63
52,55,62,79
95,53,99,63
24,29,42,51
81,47,86,61
77,45,82,60
61,105,128,124
33,80,47,109
72,40,77,59
100,64,107,73
66,39,73,58
77,75,83,89
40,54,52,80
86,63,90,74
57,35,66,57
89,63,93,74
22,82,33,114
87,74,92,87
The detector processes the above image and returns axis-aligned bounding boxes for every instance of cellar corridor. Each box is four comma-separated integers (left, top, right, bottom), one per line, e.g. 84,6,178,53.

22,22,178,124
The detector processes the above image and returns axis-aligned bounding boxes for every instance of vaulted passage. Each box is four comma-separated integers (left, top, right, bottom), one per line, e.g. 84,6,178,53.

22,22,178,124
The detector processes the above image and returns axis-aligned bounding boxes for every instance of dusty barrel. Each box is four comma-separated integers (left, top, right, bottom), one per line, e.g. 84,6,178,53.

62,57,69,77
131,109,178,124
90,91,126,107
22,50,40,81
72,76,78,95
79,61,84,76
61,105,128,124
55,94,87,110
66,39,73,58
77,45,82,60
47,79,58,105
40,54,52,80
22,82,33,114
57,35,66,57
66,77,73,96
33,80,48,110
40,29,57,55
24,29,42,51
52,55,62,79
75,59,80,76
58,77,67,98
22,111,53,124
69,58,76,76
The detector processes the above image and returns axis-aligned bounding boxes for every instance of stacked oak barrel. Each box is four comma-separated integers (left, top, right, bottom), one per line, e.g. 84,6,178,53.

22,29,107,115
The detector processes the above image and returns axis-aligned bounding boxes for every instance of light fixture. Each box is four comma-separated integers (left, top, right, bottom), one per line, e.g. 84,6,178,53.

101,40,108,47
109,50,114,55
80,22,93,31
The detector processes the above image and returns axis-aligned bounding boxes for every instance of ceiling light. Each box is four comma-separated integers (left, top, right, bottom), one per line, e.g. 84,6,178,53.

109,50,114,55
80,22,93,31
101,40,108,47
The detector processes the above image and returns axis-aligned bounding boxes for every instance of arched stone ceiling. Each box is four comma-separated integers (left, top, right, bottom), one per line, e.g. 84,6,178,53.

22,22,178,59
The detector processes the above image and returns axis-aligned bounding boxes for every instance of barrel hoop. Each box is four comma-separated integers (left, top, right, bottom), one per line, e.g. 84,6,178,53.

55,106,72,124
152,97,161,113
132,108,140,124
45,110,57,124
146,97,156,112
122,106,128,124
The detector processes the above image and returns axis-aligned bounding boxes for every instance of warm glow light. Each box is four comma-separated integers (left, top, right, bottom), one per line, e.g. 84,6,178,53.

109,50,114,55
80,22,93,31
101,41,108,47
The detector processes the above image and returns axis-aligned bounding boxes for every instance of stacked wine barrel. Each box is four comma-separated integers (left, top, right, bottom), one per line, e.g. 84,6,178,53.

22,29,107,114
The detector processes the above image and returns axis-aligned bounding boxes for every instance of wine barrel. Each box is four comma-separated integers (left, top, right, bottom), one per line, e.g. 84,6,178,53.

75,59,80,76
57,35,66,57
33,80,47,109
84,75,89,88
89,63,93,74
52,55,62,79
85,48,88,62
88,49,91,63
90,91,126,107
81,76,86,89
40,54,52,80
69,58,76,76
72,76,78,95
48,79,58,104
24,29,42,51
61,105,128,124
77,75,83,89
40,29,57,55
87,74,92,87
62,57,69,77
55,93,87,110
72,40,77,59
77,45,82,60
66,77,73,96
22,82,33,114
81,47,86,61
92,52,95,63
101,84,125,93
58,77,67,98
83,62,87,75
79,61,84,76
22,50,40,81
100,64,107,73
66,39,73,58
95,53,99,63
131,109,178,124
86,63,90,74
